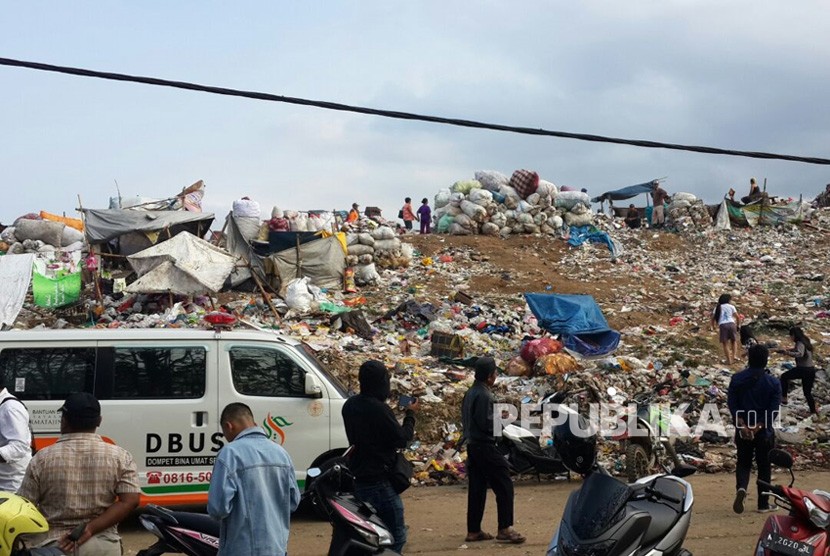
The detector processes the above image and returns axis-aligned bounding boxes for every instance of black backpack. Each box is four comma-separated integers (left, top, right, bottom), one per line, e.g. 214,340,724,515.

0,396,37,456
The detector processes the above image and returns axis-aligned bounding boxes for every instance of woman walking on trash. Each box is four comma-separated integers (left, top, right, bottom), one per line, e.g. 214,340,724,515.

777,327,820,418
711,294,741,365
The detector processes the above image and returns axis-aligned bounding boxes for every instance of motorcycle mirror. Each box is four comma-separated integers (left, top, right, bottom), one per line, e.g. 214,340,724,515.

307,467,322,478
768,449,793,470
671,463,697,478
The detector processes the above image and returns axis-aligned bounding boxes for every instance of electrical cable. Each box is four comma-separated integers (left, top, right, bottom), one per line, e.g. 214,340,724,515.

2,56,829,165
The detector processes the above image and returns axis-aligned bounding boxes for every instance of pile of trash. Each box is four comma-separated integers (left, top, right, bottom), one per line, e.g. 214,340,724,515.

433,170,591,237
666,192,713,231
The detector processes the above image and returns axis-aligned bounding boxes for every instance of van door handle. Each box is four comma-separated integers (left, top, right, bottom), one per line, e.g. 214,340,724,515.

193,411,207,427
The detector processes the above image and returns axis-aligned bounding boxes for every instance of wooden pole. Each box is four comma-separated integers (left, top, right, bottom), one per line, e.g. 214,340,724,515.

248,262,280,322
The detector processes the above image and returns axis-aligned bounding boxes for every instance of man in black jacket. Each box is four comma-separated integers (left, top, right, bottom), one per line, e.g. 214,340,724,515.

342,360,417,553
461,357,525,544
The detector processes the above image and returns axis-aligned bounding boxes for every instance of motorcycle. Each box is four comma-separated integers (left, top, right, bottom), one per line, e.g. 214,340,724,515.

305,460,400,555
136,505,219,556
755,448,830,556
0,491,86,556
497,390,575,479
547,415,697,556
613,386,691,482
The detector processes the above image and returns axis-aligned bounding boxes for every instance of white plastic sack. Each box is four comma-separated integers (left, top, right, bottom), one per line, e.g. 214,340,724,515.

504,196,519,210
373,238,402,253
446,205,462,216
449,223,473,235
347,244,374,256
449,192,465,207
498,185,520,200
354,263,380,285
285,277,314,313
232,198,261,219
550,215,564,229
271,206,284,219
60,226,83,246
526,193,541,206
468,189,494,205
537,180,559,197
357,233,376,247
481,222,500,236
0,227,16,243
673,192,697,203
669,200,691,211
460,200,487,222
289,214,309,232
400,242,414,261
346,233,360,246
14,219,65,247
453,213,474,229
516,200,534,214
714,200,732,231
435,188,452,209
370,226,396,240
474,170,510,192
358,254,373,265
490,212,507,228
569,203,589,215
564,211,594,227
555,191,591,211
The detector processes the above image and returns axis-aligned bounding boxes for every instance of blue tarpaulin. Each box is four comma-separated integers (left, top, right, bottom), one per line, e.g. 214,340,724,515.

524,293,621,357
591,180,657,204
567,225,620,259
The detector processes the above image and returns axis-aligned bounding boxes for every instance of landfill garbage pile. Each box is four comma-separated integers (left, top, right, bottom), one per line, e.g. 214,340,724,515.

7,206,830,484
345,225,414,286
433,170,592,237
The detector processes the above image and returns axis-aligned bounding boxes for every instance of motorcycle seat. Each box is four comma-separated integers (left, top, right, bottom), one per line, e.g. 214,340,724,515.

807,490,830,513
162,510,221,538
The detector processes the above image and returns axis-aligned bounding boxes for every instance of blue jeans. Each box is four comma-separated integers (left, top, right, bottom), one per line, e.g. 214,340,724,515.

354,480,406,553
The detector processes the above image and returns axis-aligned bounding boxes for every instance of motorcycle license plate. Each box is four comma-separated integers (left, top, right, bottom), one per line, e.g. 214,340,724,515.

760,531,815,556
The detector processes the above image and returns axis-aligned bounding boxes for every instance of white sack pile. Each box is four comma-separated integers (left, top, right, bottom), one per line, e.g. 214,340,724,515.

433,170,589,236
345,225,414,285
666,192,713,231
2,217,85,255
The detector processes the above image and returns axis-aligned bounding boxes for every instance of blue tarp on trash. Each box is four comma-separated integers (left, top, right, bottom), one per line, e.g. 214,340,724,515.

567,225,620,259
524,293,621,357
591,180,657,203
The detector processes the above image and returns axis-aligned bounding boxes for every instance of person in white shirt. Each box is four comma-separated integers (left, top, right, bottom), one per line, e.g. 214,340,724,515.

0,383,33,492
711,293,742,365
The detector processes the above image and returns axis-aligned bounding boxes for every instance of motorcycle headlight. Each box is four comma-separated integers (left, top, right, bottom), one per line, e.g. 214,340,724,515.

354,525,379,547
370,522,394,546
805,498,830,529
560,536,616,556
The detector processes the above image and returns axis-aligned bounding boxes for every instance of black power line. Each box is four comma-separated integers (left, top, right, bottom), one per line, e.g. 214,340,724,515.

2,56,829,166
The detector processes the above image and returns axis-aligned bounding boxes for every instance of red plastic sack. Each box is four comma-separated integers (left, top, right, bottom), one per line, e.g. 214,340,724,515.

520,337,564,364
509,170,539,199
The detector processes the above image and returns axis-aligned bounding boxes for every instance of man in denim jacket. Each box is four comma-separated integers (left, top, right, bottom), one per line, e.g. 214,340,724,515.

208,403,299,555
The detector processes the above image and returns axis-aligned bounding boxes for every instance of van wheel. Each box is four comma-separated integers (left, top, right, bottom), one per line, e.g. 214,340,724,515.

626,443,650,483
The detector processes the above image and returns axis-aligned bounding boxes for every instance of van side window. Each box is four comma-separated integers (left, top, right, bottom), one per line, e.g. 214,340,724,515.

229,347,306,397
111,347,206,399
0,348,95,400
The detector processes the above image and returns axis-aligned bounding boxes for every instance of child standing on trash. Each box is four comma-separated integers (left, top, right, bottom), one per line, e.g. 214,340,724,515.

711,294,741,365
417,198,431,234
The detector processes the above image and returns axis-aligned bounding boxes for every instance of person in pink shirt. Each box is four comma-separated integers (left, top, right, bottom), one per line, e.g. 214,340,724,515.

401,197,417,231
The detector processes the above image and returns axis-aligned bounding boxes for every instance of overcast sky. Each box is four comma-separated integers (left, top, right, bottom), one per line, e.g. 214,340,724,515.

2,2,829,225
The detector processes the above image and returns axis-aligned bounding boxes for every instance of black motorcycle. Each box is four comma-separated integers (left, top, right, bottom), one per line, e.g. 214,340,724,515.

547,415,697,556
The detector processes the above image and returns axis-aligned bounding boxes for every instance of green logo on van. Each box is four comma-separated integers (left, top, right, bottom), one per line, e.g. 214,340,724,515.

263,414,293,445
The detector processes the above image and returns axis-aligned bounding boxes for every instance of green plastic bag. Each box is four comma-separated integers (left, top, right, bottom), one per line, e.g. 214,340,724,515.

32,271,82,308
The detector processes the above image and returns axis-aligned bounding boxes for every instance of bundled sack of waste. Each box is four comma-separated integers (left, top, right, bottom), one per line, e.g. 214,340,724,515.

555,190,591,211
451,180,482,195
520,337,564,364
509,170,539,200
506,356,532,377
534,353,580,375
474,170,510,193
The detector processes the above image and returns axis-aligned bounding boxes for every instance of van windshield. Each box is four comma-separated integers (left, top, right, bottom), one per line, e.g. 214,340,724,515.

297,343,349,398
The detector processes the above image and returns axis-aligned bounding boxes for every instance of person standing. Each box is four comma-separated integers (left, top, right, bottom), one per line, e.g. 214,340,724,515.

461,357,525,544
0,382,32,492
18,393,140,555
416,198,432,234
711,293,741,365
728,344,781,514
347,203,360,224
401,197,417,231
208,403,299,556
651,181,670,228
778,327,819,418
342,360,417,553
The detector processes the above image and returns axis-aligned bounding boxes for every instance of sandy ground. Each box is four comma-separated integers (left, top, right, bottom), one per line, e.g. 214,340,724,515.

119,470,830,555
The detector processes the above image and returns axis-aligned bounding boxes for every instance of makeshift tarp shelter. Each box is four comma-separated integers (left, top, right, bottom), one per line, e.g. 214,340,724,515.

713,197,805,229
591,180,658,204
82,208,214,256
525,293,620,357
265,235,346,291
126,232,236,294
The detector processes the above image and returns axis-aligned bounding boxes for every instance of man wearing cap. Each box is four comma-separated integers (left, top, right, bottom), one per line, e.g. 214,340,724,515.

18,393,140,555
461,357,525,544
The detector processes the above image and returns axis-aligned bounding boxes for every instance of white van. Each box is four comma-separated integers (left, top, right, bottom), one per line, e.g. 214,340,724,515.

0,328,350,506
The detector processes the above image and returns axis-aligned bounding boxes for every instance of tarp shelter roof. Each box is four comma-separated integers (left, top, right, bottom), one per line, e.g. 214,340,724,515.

126,232,235,294
266,235,346,291
82,209,214,244
591,180,657,204
524,293,621,357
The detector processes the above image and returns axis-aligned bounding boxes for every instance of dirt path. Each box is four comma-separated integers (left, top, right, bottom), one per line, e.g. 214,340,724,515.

119,470,830,555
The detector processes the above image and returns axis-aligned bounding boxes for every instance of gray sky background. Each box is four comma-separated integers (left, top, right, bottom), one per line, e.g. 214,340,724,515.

2,2,829,226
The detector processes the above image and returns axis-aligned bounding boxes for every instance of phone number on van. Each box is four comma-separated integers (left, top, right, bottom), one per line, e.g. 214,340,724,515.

148,472,212,485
